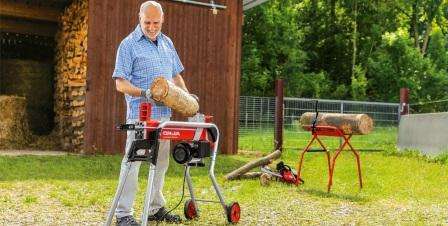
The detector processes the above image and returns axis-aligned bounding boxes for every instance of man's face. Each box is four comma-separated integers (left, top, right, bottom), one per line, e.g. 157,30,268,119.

139,6,163,41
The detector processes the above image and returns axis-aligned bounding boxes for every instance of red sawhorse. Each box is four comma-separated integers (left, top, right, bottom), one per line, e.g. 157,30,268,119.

295,125,363,192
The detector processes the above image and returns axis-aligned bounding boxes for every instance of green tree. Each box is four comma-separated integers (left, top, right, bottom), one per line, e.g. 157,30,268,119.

242,0,316,97
427,30,448,70
366,31,448,106
241,0,448,106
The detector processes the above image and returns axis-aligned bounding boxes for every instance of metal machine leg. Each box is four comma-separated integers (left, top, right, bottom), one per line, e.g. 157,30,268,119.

185,166,199,212
105,163,132,226
141,163,156,226
208,149,227,214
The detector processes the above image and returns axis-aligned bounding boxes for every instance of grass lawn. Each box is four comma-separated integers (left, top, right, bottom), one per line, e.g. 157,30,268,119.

1,128,447,225
239,126,398,152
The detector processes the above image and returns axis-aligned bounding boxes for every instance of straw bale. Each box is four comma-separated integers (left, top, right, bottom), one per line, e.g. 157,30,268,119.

0,96,32,148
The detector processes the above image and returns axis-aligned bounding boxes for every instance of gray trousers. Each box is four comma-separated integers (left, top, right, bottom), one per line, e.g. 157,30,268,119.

115,118,170,218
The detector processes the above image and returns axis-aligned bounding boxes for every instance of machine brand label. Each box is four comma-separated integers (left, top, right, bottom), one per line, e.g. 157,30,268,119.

162,130,181,136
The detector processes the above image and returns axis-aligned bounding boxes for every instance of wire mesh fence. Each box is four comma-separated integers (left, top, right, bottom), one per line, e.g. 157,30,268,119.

238,96,400,151
409,99,448,114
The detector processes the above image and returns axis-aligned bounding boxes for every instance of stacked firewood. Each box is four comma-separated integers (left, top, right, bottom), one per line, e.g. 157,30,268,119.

54,0,88,152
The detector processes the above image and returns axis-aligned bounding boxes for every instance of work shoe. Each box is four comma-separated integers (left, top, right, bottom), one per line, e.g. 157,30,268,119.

148,207,182,223
116,215,140,226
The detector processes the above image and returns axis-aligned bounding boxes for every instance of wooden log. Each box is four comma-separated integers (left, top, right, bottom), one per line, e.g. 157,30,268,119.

150,76,199,117
224,149,282,180
233,172,264,180
299,112,373,135
260,173,273,186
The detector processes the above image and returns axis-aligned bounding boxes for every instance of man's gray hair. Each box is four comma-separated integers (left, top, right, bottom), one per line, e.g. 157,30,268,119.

139,1,164,16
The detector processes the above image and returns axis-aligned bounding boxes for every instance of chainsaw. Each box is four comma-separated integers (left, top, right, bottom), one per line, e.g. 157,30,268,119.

261,161,304,185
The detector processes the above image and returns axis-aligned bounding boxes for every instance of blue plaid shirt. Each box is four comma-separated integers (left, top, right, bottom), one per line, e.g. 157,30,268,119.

112,25,184,120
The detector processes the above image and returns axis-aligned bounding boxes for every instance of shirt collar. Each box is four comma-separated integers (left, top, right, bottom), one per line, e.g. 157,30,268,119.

133,24,162,43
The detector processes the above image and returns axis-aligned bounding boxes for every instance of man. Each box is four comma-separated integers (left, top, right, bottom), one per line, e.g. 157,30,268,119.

112,1,190,225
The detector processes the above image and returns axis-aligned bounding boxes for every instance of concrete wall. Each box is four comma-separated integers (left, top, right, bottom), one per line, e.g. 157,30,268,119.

398,112,448,156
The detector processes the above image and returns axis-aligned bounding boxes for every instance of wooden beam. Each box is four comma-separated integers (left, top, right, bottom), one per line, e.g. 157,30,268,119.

0,0,60,22
0,17,57,37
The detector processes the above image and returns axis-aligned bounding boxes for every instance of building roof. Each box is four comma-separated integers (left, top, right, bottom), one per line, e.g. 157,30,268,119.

243,0,269,11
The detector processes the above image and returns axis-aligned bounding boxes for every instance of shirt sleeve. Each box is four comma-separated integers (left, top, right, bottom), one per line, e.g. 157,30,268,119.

167,38,184,76
112,40,133,80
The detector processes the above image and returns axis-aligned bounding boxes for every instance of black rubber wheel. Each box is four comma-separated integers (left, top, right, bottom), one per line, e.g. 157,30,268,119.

226,202,240,223
184,199,198,220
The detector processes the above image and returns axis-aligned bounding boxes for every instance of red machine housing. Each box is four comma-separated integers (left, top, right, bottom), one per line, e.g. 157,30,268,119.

139,102,214,142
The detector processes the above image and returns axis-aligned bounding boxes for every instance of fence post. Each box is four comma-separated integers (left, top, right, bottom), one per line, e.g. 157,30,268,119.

340,101,344,146
400,88,409,117
275,79,284,151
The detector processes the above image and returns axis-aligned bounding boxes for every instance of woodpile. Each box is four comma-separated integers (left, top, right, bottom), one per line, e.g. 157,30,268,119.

150,76,199,117
54,0,88,152
299,112,374,135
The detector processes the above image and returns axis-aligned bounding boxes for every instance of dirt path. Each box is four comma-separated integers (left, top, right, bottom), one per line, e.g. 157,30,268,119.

0,150,70,156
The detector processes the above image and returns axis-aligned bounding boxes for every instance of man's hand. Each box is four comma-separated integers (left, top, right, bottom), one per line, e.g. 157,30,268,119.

173,74,188,92
141,88,152,100
141,88,163,106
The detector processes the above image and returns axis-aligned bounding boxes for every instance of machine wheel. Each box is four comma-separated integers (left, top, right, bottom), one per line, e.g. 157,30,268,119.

184,199,198,220
226,202,240,223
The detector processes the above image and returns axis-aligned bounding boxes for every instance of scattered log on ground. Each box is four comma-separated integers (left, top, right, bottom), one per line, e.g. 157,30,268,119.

224,149,282,180
299,112,374,135
260,173,273,186
232,172,264,180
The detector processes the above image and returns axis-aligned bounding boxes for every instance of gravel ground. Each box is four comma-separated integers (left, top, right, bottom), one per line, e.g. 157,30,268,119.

1,181,447,225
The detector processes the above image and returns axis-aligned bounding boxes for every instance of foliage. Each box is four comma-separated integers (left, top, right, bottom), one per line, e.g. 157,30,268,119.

241,0,448,111
242,0,306,97
350,65,367,100
366,31,448,107
427,30,448,71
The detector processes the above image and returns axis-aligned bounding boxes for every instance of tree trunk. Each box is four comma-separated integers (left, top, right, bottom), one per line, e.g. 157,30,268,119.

311,0,318,17
421,22,432,55
351,0,358,79
224,149,282,180
421,0,442,55
411,2,420,49
299,112,374,135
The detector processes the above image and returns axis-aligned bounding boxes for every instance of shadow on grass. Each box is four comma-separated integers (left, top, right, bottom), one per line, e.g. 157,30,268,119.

0,154,247,181
301,188,369,203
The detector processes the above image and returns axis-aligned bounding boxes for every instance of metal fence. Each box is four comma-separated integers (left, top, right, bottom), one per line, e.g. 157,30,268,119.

238,96,400,150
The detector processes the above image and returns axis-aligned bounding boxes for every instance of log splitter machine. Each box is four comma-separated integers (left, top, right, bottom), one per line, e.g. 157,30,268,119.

105,102,241,226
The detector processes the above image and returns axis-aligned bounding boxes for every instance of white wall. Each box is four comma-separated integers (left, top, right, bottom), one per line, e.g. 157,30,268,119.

398,112,448,156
